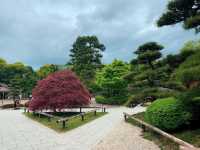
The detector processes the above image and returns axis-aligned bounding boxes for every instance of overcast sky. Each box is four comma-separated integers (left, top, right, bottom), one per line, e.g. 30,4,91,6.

0,0,199,69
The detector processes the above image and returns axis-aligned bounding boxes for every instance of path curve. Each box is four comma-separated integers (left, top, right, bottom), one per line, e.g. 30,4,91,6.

0,106,159,150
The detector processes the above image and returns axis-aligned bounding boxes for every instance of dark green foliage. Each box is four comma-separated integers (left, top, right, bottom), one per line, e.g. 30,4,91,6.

126,88,179,106
96,95,127,105
175,50,200,87
95,95,106,103
0,61,38,98
134,42,164,69
37,64,58,79
157,0,200,32
95,60,130,105
160,81,185,91
145,97,191,131
178,88,200,122
69,36,105,86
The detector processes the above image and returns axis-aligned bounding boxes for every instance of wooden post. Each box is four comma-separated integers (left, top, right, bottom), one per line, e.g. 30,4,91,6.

48,117,51,122
62,121,66,128
142,124,146,132
2,92,4,105
124,113,127,121
81,114,84,121
94,110,97,116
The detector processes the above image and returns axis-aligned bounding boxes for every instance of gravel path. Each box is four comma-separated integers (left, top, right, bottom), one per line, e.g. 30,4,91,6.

0,106,159,150
93,119,159,150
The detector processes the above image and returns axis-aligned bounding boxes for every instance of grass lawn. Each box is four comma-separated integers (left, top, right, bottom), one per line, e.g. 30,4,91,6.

127,112,200,150
24,111,107,133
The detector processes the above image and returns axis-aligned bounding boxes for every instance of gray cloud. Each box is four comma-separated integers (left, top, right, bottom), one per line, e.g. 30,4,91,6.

0,0,199,69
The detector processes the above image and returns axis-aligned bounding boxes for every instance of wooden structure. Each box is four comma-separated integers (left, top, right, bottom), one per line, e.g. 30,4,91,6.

123,112,200,150
0,83,9,104
27,106,106,128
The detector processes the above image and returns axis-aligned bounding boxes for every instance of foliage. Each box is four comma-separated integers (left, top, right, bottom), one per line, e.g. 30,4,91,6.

126,88,179,106
37,64,58,79
134,42,164,69
157,0,200,32
178,88,200,122
8,76,22,100
29,70,91,111
0,61,38,98
96,95,127,105
95,60,130,104
181,40,200,54
145,97,191,131
95,95,106,103
69,36,105,86
175,50,200,88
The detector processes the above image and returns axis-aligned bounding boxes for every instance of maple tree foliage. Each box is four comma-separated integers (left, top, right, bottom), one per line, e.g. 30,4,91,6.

29,70,91,111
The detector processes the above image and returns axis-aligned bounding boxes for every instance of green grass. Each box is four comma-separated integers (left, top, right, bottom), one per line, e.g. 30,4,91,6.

174,129,200,147
24,111,107,133
127,112,200,150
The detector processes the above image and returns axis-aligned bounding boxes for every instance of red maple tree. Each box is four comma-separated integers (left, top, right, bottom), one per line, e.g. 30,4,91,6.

29,70,91,111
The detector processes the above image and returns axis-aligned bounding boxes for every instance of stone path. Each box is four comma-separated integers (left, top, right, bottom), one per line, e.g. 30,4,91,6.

93,119,159,150
0,106,159,150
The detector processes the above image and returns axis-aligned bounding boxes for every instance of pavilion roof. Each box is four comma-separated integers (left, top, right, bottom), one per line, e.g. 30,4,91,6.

0,83,9,92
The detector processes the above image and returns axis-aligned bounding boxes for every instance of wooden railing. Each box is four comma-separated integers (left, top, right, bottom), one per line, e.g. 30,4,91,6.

123,112,200,150
26,106,106,128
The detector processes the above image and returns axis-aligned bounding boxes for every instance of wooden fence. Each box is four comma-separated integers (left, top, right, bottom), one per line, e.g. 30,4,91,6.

26,106,106,128
123,112,200,150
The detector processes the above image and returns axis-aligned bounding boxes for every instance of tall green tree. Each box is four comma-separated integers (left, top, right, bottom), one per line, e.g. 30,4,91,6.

69,36,105,85
157,0,200,33
96,60,130,99
37,64,58,79
134,42,164,69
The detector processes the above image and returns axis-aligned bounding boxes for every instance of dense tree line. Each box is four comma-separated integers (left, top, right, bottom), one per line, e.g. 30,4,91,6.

0,60,60,100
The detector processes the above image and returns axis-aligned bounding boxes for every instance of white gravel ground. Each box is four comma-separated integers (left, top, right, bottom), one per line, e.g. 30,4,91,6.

0,106,159,150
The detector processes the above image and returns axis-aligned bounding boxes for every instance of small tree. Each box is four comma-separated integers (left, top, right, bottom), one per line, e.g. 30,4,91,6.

134,42,164,69
8,76,22,108
29,70,91,111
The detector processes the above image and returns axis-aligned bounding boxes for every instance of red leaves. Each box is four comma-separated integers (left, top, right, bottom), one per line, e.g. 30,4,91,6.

29,70,91,111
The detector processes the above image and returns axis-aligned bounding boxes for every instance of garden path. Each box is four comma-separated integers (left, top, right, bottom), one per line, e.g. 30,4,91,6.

0,106,159,150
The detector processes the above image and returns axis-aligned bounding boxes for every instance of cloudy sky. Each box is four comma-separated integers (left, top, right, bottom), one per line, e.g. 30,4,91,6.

0,0,199,69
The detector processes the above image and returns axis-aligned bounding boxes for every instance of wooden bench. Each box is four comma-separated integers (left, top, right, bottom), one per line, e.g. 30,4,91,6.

123,112,200,150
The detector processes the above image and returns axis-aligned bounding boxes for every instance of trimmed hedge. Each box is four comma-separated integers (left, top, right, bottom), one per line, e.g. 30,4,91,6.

95,95,127,105
126,88,179,106
178,88,200,121
175,51,200,87
145,97,191,131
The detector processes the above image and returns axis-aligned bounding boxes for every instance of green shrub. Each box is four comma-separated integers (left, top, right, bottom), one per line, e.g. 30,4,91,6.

126,88,179,107
95,95,106,103
145,97,191,131
95,95,127,105
178,88,200,122
175,51,200,87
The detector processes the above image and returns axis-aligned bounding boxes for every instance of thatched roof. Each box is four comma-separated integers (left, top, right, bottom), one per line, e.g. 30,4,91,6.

0,83,9,92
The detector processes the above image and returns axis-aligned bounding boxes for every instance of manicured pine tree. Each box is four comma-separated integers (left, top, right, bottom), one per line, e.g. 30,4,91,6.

69,36,105,86
157,0,200,33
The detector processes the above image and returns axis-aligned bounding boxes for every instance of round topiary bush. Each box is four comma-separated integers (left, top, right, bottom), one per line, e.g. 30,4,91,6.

144,97,191,131
29,70,91,111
